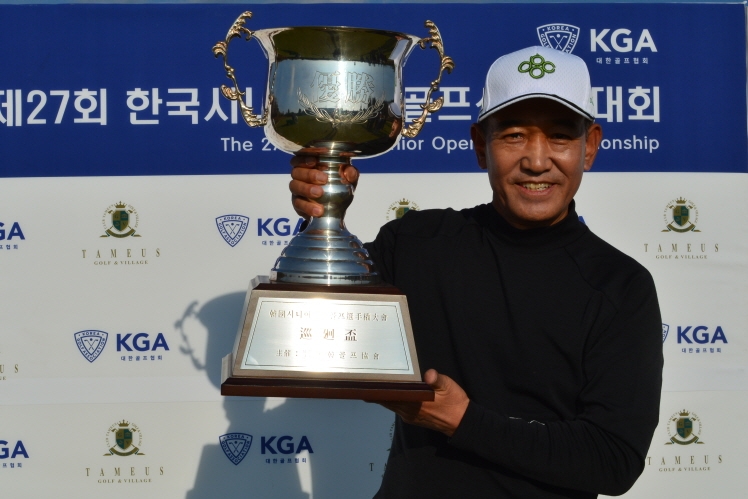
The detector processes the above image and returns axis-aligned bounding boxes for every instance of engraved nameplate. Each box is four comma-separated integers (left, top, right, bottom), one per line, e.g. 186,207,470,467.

240,297,414,375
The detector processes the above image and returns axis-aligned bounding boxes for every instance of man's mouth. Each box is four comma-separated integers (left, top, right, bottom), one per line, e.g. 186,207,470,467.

520,182,552,191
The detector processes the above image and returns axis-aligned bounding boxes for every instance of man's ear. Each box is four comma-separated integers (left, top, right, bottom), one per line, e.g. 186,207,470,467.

471,123,488,171
584,123,603,172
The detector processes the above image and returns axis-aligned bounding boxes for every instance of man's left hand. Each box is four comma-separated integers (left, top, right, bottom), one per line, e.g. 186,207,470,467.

379,369,469,437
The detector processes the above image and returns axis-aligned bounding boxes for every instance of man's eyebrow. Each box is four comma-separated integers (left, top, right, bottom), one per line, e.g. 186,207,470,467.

489,117,584,135
552,118,582,129
493,119,521,130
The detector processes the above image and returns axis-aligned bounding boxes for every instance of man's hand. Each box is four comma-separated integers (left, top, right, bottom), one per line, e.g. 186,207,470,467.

290,156,359,219
379,369,470,437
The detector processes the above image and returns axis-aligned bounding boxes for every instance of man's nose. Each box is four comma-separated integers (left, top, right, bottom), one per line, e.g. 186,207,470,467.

521,135,552,173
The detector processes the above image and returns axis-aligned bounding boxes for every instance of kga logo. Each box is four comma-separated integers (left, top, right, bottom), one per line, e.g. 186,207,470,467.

0,440,29,459
257,217,304,237
216,215,249,247
117,333,169,352
676,326,727,345
220,433,252,465
0,222,25,240
590,29,657,52
662,324,669,343
261,435,314,455
74,330,108,362
536,24,580,53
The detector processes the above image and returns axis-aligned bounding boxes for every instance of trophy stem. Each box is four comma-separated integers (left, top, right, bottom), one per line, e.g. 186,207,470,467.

270,156,380,285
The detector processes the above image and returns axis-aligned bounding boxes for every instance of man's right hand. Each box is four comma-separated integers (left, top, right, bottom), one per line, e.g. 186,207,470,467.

290,156,359,219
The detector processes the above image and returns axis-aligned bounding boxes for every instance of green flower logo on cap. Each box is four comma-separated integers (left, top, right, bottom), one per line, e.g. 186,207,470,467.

518,54,556,79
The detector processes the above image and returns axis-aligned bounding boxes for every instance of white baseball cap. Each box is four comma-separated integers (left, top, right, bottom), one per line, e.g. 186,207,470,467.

477,46,595,122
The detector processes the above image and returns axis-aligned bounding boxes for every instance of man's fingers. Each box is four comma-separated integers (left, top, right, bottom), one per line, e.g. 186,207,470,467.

289,156,325,219
291,165,328,185
424,369,453,394
290,155,318,169
342,165,360,186
423,369,439,387
289,156,359,187
288,156,359,219
384,401,420,411
292,194,324,218
290,178,324,199
378,401,422,421
290,155,327,186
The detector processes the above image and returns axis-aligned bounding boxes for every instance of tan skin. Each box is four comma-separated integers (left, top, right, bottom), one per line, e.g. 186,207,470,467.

472,99,602,229
289,98,603,437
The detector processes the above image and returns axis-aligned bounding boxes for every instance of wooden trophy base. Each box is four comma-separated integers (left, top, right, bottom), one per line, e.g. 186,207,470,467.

220,278,434,401
222,353,434,401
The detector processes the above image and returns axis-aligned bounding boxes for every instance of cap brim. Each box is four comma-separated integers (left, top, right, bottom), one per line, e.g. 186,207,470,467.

478,93,595,122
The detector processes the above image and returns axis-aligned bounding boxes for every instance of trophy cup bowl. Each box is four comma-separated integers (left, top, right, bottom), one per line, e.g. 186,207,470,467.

213,12,453,400
214,12,453,285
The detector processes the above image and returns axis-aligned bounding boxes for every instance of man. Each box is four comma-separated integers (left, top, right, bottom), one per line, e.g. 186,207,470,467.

291,46,662,498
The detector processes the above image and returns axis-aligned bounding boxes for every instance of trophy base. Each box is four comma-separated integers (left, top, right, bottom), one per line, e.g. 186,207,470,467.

221,277,434,401
221,353,433,401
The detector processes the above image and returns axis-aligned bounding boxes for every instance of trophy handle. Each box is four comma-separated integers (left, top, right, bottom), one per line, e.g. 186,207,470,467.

401,21,455,139
212,11,268,127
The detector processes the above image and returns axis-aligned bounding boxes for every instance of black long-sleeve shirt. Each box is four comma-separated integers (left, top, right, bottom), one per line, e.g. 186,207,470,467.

368,202,663,498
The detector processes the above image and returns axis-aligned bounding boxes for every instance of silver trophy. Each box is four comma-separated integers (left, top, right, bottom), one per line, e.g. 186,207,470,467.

213,12,452,400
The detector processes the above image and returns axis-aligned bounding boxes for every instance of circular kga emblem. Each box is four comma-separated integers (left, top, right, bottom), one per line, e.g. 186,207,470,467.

386,199,419,222
665,409,705,445
662,197,699,233
105,420,144,456
101,202,141,238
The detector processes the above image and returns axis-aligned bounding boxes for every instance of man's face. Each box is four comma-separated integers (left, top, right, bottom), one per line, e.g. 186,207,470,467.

471,98,602,230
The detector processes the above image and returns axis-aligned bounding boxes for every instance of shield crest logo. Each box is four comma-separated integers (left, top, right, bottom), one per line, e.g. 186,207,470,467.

112,209,130,232
672,205,689,227
74,330,108,362
676,417,693,439
666,409,704,445
219,433,253,465
536,24,581,53
387,199,419,221
105,420,143,456
662,324,669,343
216,215,249,247
116,428,133,450
102,202,139,237
395,206,411,219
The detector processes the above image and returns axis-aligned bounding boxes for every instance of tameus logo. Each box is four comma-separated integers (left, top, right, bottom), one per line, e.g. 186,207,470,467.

537,24,580,53
101,202,141,238
666,410,704,446
105,420,144,456
386,199,419,221
663,198,699,233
